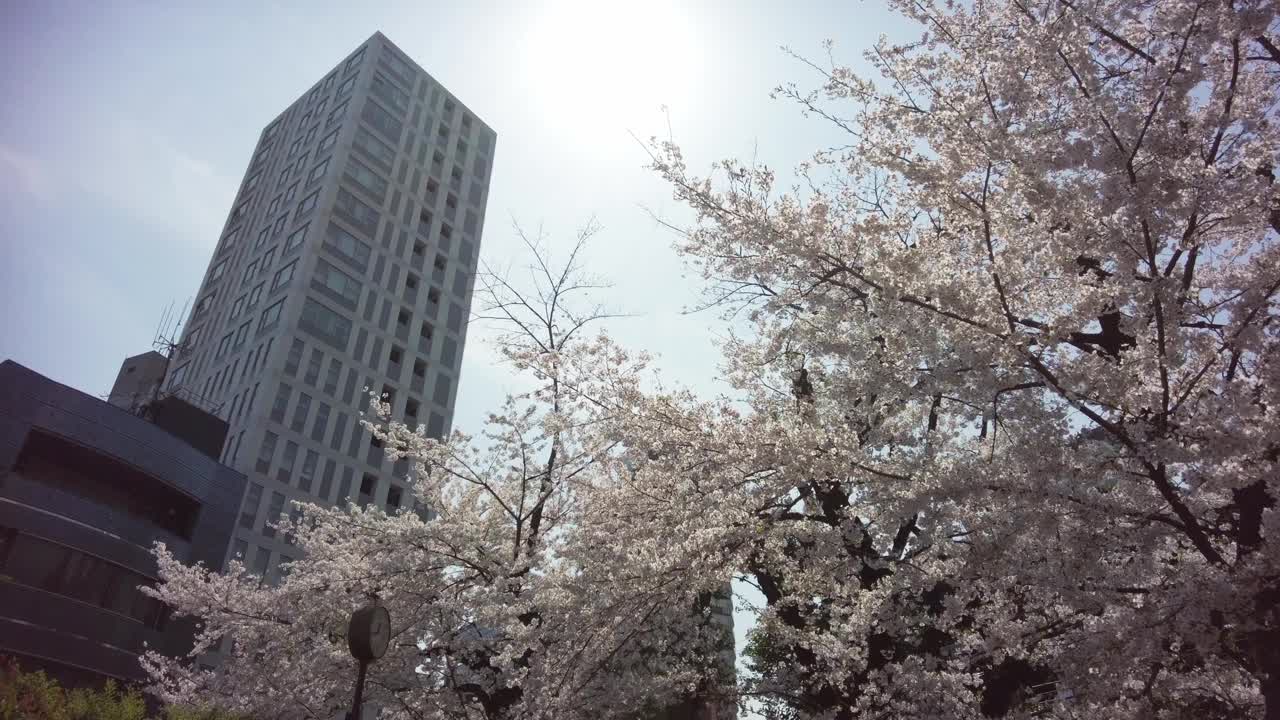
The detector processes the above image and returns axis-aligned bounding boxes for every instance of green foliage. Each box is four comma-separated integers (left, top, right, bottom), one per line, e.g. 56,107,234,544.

0,656,146,720
0,657,243,720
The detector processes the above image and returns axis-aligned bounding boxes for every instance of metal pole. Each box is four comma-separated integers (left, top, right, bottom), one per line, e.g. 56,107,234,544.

349,659,369,720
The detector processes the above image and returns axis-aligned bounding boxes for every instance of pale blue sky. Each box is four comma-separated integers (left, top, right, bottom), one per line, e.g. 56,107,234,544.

0,0,907,694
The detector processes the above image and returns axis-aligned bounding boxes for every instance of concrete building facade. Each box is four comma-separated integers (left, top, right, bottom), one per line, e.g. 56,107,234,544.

163,32,494,580
0,360,246,686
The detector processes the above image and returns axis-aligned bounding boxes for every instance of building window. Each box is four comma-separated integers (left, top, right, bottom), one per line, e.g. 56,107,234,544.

427,411,445,438
256,226,271,249
361,99,403,142
447,302,462,332
180,325,203,354
434,373,451,406
0,529,169,629
291,393,311,433
327,99,350,129
318,128,339,154
263,492,286,539
330,412,348,452
344,46,365,74
296,190,320,218
324,358,342,396
259,298,285,331
215,332,234,359
311,402,331,443
324,221,374,270
337,467,354,504
218,228,240,255
319,459,335,501
233,320,252,348
313,257,363,309
267,195,282,216
270,383,292,424
353,127,395,170
298,297,353,350
256,433,278,474
441,336,458,368
284,338,305,376
241,483,264,529
247,282,265,308
386,484,402,512
284,224,309,256
284,181,300,205
303,349,323,386
233,539,248,561
273,213,289,237
345,157,388,201
371,72,409,113
299,450,318,493
252,545,271,575
333,188,379,237
242,260,259,286
379,50,415,87
271,261,297,292
209,258,228,282
307,158,330,186
278,441,298,485
288,138,301,158
194,291,216,318
230,200,250,225
305,124,319,144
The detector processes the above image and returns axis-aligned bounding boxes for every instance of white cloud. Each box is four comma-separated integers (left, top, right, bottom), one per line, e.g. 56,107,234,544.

0,143,55,203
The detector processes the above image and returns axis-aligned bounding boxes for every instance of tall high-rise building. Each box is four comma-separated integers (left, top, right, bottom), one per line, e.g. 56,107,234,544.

163,32,494,578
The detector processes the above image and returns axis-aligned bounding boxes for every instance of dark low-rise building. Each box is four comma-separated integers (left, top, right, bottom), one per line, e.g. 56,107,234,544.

0,360,246,687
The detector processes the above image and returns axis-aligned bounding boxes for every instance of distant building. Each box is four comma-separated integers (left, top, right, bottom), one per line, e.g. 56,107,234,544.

160,32,494,582
105,350,169,415
0,360,246,687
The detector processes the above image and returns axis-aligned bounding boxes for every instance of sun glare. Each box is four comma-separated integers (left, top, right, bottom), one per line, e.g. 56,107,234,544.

524,0,695,137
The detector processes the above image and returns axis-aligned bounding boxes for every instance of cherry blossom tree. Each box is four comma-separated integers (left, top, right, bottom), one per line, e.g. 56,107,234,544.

141,225,734,720
631,0,1280,717
145,1,1279,717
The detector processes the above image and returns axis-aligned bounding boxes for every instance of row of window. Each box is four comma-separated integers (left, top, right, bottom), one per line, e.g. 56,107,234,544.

198,337,273,412
183,128,336,385
232,538,291,581
241,431,428,539
175,44,358,403
0,527,169,630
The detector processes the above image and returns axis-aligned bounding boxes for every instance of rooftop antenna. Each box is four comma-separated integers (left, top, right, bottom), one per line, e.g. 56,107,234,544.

153,299,189,359
130,299,192,417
